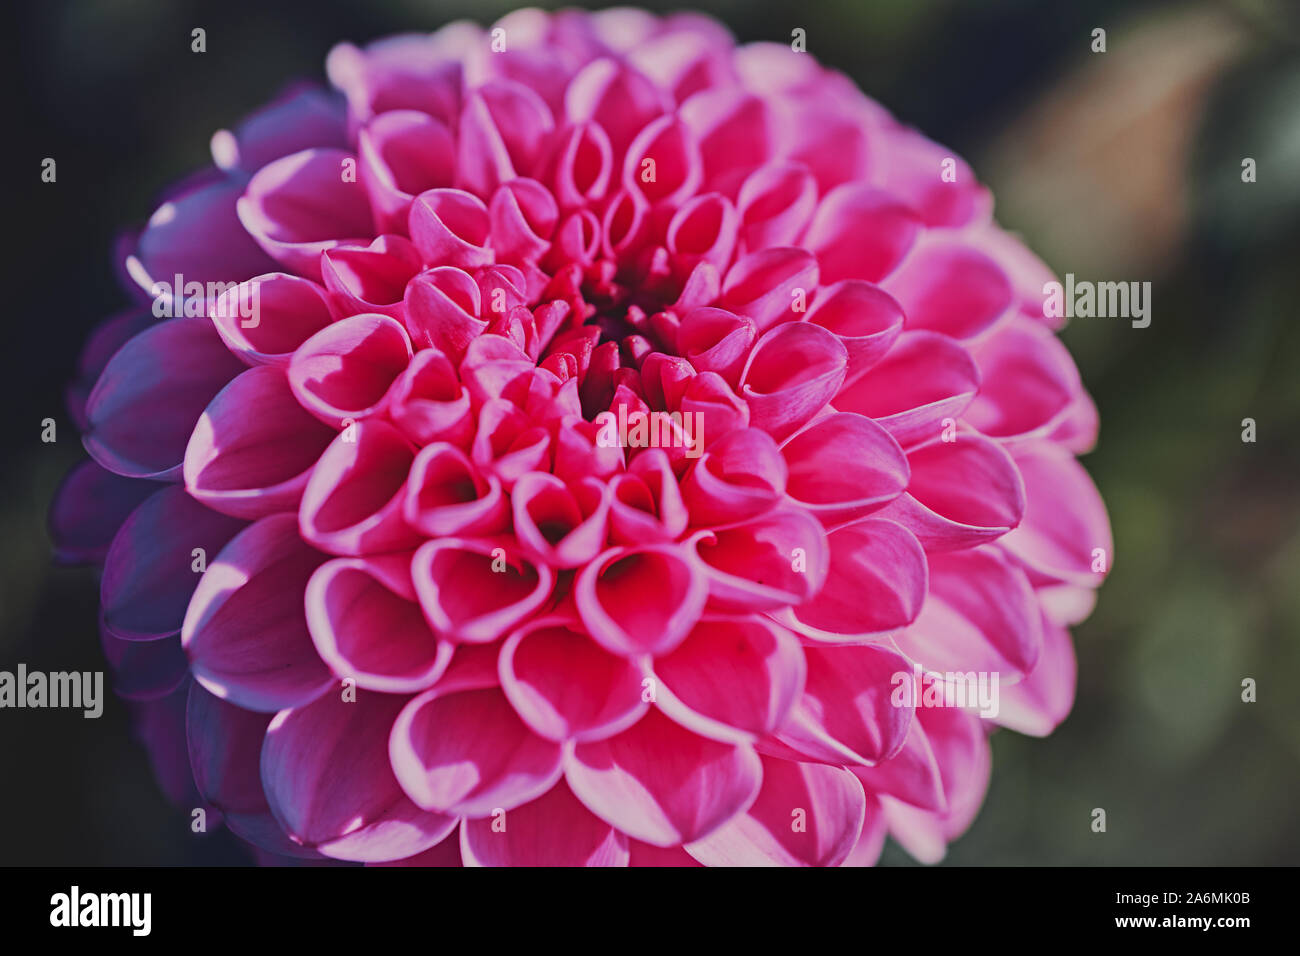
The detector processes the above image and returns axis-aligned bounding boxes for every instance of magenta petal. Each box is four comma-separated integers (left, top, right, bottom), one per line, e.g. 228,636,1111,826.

306,555,454,694
210,274,334,367
775,643,914,766
805,183,920,284
511,472,610,568
721,247,819,331
408,188,493,269
567,708,762,847
402,266,486,358
736,161,818,250
896,546,1043,679
652,615,805,742
500,616,647,742
289,313,413,427
182,513,334,711
490,178,559,266
387,349,474,446
993,609,1077,736
833,330,979,449
622,114,703,207
101,485,245,641
411,538,554,644
575,544,708,656
1000,441,1113,588
101,630,189,701
667,194,739,281
237,148,375,280
404,443,507,537
882,238,1013,340
461,778,629,866
85,317,246,480
852,719,946,812
780,413,908,524
185,365,336,519
805,280,904,384
358,110,456,233
298,420,423,556
677,306,755,386
50,460,156,564
186,683,323,859
320,235,423,320
262,691,458,861
607,449,689,543
740,321,847,441
685,756,865,867
693,508,827,611
964,319,1078,440
389,684,564,815
543,121,614,211
127,178,278,306
680,426,786,526
875,433,1025,551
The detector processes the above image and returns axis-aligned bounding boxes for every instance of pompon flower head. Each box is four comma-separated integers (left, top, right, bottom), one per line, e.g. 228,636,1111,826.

53,7,1110,866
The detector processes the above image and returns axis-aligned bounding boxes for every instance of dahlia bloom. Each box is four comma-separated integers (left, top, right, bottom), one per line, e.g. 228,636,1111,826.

53,7,1110,866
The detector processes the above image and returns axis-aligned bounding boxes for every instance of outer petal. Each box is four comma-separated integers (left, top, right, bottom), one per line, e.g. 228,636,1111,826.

460,779,629,867
566,707,763,847
262,691,458,861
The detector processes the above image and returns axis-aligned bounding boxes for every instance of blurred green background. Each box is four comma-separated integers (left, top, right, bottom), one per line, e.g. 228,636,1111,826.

3,0,1298,865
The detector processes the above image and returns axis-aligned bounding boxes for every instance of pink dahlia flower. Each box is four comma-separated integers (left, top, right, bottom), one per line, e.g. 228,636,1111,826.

54,8,1110,866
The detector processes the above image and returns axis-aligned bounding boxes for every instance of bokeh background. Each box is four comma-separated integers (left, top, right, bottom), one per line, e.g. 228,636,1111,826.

4,0,1298,865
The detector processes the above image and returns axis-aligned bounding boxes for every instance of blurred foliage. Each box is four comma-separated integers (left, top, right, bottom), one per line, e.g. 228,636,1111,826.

3,0,1298,865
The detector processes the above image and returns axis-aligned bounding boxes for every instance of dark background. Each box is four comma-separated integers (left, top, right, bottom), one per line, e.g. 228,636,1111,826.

3,0,1299,865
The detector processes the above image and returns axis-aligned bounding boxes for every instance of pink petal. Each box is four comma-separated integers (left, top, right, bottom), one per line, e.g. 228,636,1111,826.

739,321,847,441
358,110,456,233
736,161,818,249
211,84,349,175
461,779,629,866
874,433,1025,551
101,485,245,641
622,114,703,207
651,615,805,741
667,194,739,281
607,449,690,544
805,280,904,384
895,546,1043,679
389,684,564,815
680,426,786,526
999,441,1112,587
773,643,914,766
298,420,423,556
881,238,1013,340
237,148,375,280
262,691,458,861
832,329,979,449
788,518,927,639
387,348,474,446
693,508,828,611
320,235,423,320
408,188,492,269
805,184,920,284
85,317,246,480
499,616,646,742
403,443,508,537
182,513,335,712
685,756,865,866
402,266,486,358
721,247,818,331
510,472,610,569
210,273,334,367
185,365,336,519
567,708,762,846
993,609,1077,736
49,460,155,564
677,306,754,386
963,319,1079,440
411,538,554,644
576,544,708,656
780,413,908,525
306,555,454,694
288,313,413,427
